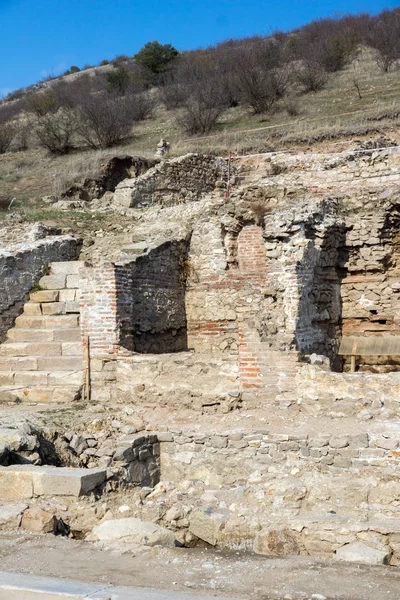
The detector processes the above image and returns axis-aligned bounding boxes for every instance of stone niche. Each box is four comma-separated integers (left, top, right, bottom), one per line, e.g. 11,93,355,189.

128,241,188,354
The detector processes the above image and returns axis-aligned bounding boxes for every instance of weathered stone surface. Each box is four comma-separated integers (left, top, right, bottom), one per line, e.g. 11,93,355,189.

189,508,228,546
0,502,27,529
38,274,66,290
21,507,57,534
0,467,34,500
33,466,106,497
254,528,300,556
336,541,390,565
91,517,176,547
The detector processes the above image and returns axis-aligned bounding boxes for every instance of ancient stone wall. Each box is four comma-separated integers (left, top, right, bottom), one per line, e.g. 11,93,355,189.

129,241,188,353
0,236,80,343
340,203,400,370
61,155,157,202
158,427,400,559
113,154,222,208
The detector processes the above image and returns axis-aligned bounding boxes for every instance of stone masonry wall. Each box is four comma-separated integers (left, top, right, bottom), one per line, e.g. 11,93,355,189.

340,203,400,371
0,236,80,343
113,154,222,208
129,241,188,353
158,428,400,560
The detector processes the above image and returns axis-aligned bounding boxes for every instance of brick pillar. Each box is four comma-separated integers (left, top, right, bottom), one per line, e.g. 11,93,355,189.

80,264,120,354
237,225,268,275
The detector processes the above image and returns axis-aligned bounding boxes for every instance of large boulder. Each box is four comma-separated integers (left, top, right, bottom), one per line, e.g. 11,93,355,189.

336,541,391,565
90,517,175,548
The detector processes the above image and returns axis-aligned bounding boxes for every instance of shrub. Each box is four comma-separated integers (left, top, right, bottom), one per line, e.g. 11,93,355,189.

69,66,81,74
233,40,290,114
77,95,135,149
106,67,130,95
296,62,328,93
100,59,110,66
128,91,156,121
178,75,226,135
284,98,300,116
34,108,77,154
0,120,15,153
24,92,58,116
159,82,187,110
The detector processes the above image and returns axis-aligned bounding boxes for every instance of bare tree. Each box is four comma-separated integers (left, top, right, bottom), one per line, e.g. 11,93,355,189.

127,91,156,121
33,107,77,154
295,62,328,93
368,10,400,72
233,40,290,114
77,95,135,149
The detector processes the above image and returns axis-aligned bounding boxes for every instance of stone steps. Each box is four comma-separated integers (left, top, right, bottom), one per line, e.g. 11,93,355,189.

0,386,81,403
7,328,81,343
0,342,81,357
0,260,84,402
14,315,80,329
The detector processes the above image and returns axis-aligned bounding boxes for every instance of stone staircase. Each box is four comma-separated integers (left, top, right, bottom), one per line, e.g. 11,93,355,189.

0,261,84,403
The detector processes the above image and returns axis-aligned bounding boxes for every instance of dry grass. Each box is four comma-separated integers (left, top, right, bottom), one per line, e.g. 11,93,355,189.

0,47,399,213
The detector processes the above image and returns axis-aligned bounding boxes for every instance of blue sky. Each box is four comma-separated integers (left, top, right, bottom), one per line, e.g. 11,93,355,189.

0,0,398,96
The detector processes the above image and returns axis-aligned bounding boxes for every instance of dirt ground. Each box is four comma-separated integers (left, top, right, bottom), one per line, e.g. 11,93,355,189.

0,531,398,600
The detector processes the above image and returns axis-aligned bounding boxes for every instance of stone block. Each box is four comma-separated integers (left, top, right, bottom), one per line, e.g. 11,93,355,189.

55,330,81,343
0,342,62,357
15,316,46,329
254,527,300,556
66,274,80,288
14,372,48,386
61,342,83,356
51,387,82,403
21,507,57,534
0,357,37,372
113,447,134,462
32,466,106,496
189,508,228,545
0,467,34,500
42,315,79,329
38,274,66,290
48,371,84,386
30,290,59,303
0,374,13,386
90,517,175,547
156,432,173,442
21,387,54,403
41,302,66,316
59,289,77,302
209,436,228,448
65,301,80,313
23,303,42,316
37,357,82,372
0,502,28,530
50,261,82,275
336,541,390,565
7,329,54,342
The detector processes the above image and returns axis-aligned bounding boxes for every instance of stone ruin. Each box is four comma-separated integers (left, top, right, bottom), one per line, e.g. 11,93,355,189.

0,147,400,568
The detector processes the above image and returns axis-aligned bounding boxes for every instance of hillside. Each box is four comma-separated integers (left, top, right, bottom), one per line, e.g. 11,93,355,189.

0,8,400,227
